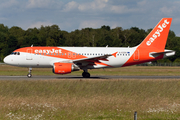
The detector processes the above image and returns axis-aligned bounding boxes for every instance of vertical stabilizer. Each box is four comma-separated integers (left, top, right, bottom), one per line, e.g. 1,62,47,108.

138,18,172,51
122,18,172,67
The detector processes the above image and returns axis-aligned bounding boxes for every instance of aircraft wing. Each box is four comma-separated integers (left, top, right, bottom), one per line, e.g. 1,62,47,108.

49,52,117,67
73,52,117,67
73,54,111,62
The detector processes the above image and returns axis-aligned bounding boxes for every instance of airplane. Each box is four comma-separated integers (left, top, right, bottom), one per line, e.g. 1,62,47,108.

3,18,175,78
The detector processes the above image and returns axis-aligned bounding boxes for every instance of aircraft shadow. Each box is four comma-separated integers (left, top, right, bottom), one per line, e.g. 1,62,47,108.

55,76,107,79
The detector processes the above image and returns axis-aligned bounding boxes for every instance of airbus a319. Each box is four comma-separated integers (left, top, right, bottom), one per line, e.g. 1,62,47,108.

3,18,175,78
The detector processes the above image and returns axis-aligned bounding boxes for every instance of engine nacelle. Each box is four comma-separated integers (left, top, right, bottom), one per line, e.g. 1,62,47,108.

52,62,78,74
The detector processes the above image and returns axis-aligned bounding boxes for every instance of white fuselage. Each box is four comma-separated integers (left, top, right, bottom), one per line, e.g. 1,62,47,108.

4,47,137,69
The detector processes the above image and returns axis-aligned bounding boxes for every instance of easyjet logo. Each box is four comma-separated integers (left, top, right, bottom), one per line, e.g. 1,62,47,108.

146,19,170,46
34,49,62,54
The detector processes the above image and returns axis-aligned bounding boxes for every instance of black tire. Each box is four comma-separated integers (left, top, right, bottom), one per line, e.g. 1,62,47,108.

82,72,90,78
27,73,32,78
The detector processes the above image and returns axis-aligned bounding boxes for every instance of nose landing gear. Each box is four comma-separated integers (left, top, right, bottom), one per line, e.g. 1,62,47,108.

27,68,32,78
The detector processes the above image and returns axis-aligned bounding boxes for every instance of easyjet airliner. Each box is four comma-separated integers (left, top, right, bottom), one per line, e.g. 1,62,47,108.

3,18,175,78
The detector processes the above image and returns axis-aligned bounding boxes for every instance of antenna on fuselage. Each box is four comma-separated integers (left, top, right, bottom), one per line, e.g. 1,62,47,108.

31,44,33,47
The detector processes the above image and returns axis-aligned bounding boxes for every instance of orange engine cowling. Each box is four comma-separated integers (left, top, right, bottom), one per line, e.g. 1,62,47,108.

53,63,74,74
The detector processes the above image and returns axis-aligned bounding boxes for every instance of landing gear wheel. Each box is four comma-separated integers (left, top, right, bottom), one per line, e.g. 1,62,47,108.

82,72,90,78
27,73,32,78
27,68,32,78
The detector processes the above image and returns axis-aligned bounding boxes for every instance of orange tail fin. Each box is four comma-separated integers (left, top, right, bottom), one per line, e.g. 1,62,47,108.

122,18,172,67
138,18,172,51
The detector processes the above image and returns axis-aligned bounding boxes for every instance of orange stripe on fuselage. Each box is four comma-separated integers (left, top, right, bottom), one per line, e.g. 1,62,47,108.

14,47,87,60
14,47,113,67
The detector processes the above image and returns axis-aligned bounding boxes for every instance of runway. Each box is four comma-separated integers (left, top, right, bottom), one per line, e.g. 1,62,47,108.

0,75,180,80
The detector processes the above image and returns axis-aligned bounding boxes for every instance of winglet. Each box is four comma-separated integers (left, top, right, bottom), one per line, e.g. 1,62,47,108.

112,52,118,57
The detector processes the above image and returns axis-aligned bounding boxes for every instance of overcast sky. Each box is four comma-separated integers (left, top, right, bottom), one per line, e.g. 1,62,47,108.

1,0,180,36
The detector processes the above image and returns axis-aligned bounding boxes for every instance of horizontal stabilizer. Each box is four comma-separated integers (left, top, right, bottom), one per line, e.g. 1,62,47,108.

149,50,175,58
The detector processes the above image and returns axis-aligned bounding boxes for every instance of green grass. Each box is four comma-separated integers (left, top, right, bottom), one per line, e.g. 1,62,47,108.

0,65,180,119
0,79,180,119
1,64,180,76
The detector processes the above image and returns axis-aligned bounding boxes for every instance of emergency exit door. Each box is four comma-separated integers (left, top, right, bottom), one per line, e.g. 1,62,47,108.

26,49,33,60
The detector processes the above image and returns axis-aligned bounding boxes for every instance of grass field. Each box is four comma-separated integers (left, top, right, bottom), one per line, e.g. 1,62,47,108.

0,65,180,119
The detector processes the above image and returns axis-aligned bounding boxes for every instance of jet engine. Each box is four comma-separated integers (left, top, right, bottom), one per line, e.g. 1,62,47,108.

52,62,79,74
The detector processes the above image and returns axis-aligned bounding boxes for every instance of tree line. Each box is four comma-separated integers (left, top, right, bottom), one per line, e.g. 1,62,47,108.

0,24,180,63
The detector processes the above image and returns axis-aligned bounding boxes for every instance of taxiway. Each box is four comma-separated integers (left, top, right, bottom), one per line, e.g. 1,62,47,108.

0,75,180,80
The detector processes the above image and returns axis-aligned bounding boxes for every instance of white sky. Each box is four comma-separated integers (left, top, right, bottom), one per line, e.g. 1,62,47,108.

0,0,180,36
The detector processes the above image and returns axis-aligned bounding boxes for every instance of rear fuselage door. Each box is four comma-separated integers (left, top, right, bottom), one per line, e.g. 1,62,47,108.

134,49,139,61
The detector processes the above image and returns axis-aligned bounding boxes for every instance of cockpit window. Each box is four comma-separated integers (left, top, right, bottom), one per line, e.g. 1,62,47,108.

11,52,20,55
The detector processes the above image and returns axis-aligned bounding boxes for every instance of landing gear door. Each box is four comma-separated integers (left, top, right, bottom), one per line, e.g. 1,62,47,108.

26,49,33,60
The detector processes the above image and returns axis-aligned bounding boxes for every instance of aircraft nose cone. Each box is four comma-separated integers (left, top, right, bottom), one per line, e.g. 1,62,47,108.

3,56,8,64
3,56,11,64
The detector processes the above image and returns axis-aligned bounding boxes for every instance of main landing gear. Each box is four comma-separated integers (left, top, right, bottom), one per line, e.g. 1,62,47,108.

82,70,90,78
27,68,32,78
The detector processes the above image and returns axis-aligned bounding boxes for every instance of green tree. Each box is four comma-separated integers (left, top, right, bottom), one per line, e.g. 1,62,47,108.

9,26,25,47
5,35,18,55
0,24,8,33
46,37,56,46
